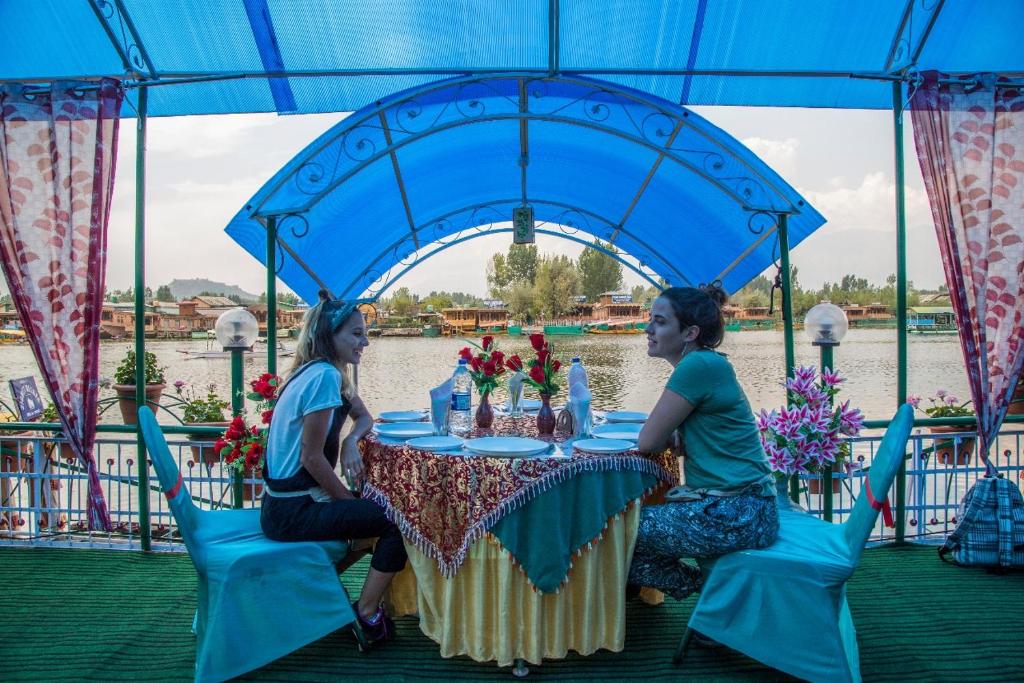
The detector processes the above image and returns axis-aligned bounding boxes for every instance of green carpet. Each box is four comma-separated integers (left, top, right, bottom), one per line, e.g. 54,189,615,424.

0,545,1022,681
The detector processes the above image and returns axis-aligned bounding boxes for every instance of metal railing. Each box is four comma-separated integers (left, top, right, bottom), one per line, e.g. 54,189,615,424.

1,425,1021,551
0,431,260,550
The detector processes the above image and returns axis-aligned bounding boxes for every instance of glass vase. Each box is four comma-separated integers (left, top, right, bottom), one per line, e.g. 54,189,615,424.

475,392,494,429
536,392,556,436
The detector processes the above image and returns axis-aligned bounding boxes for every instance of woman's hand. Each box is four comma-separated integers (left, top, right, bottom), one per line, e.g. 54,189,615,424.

340,437,365,487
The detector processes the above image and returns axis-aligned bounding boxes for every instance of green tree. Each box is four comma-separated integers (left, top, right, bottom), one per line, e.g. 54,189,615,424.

421,292,454,312
486,253,510,297
384,286,417,317
577,240,623,300
630,284,647,307
155,285,173,302
532,255,580,318
505,281,536,321
506,244,539,285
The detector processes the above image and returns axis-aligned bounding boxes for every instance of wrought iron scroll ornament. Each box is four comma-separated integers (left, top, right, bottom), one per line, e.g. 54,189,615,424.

264,75,788,218
346,201,676,300
94,0,148,74
747,211,778,236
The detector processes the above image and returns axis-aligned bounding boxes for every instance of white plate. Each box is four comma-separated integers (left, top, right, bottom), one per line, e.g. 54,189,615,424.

464,436,551,457
604,410,649,423
373,422,435,439
407,435,464,452
378,410,428,423
592,422,643,441
573,438,635,454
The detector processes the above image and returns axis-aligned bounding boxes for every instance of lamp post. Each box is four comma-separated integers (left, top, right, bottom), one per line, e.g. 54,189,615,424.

215,308,259,508
804,303,849,522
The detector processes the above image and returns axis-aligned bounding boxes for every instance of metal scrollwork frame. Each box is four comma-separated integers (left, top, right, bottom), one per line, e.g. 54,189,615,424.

245,73,814,300
251,74,801,218
337,199,686,300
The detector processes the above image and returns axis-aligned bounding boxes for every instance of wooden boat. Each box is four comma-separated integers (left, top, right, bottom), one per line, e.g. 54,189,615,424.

543,324,584,335
584,320,644,335
177,343,295,360
0,329,27,344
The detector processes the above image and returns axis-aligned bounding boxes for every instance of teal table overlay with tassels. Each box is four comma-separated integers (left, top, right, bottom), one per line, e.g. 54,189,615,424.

490,468,657,593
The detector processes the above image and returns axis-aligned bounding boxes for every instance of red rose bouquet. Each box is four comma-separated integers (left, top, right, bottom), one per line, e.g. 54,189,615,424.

511,333,562,396
214,372,281,473
458,335,506,398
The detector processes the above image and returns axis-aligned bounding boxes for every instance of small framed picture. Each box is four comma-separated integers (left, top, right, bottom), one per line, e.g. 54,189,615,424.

9,376,44,422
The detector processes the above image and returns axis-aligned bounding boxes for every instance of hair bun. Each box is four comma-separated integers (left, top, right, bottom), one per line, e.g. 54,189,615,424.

699,282,729,308
317,289,331,303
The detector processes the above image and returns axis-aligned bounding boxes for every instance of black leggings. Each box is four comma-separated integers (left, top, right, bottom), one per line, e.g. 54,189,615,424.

261,495,407,573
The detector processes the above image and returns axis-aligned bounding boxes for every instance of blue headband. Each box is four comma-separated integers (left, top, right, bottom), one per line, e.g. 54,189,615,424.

316,298,373,336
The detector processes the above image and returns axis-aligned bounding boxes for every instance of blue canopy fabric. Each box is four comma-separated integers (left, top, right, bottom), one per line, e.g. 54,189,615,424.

4,1,1020,299
3,1,1022,116
225,75,824,301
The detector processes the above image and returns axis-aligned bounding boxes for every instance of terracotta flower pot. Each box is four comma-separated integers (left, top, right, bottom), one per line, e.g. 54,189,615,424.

475,393,494,429
112,384,165,425
187,421,230,466
807,464,842,494
1007,381,1024,416
929,424,975,466
536,393,556,436
239,466,264,502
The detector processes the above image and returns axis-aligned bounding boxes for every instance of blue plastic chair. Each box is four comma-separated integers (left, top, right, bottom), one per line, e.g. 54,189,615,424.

675,404,914,683
138,407,362,683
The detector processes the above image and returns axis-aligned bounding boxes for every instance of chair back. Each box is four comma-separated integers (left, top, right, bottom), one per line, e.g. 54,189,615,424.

138,407,200,554
842,404,914,561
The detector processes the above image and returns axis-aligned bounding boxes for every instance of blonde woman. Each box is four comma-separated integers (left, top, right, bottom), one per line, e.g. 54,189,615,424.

261,291,405,646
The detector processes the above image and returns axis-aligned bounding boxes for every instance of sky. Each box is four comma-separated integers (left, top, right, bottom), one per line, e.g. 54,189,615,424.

92,104,943,301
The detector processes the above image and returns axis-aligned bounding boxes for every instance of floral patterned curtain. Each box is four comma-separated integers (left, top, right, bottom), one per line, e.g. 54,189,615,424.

0,80,123,530
910,72,1024,472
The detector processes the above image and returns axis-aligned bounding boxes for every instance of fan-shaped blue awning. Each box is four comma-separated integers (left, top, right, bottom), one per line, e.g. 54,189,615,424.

2,1,1022,115
225,75,824,302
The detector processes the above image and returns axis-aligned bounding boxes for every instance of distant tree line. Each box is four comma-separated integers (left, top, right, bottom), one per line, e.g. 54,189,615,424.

730,268,932,315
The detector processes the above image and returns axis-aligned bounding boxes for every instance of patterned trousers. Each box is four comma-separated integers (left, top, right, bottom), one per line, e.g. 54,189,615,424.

628,493,779,600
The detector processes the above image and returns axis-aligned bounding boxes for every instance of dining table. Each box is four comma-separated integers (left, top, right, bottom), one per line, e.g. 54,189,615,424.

360,413,678,668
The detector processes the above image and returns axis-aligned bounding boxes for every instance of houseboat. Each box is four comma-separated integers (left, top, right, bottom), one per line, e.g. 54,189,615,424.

907,306,957,334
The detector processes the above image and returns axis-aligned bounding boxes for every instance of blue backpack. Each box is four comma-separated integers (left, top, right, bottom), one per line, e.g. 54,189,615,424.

939,474,1024,569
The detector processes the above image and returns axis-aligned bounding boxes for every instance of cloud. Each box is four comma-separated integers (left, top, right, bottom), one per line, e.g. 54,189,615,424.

741,136,799,174
801,171,930,233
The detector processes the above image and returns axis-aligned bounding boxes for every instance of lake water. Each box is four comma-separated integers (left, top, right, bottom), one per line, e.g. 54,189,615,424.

0,329,969,425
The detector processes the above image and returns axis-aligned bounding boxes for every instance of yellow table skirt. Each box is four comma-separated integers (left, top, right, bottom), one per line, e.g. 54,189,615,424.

386,504,641,666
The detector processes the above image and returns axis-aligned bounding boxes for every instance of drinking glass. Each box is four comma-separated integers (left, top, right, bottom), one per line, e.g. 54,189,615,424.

509,380,524,417
432,404,451,436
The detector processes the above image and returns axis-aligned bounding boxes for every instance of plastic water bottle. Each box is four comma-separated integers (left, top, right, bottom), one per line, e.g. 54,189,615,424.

450,359,473,435
567,357,588,390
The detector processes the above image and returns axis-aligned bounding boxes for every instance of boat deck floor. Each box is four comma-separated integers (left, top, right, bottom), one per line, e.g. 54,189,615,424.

1,544,1022,681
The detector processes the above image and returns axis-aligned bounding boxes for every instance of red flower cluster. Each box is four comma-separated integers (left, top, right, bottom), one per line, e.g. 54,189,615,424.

250,373,279,400
214,373,282,473
458,335,506,396
517,333,562,395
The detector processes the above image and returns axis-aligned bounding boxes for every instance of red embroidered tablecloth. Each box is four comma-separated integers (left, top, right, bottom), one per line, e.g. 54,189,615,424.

361,415,677,576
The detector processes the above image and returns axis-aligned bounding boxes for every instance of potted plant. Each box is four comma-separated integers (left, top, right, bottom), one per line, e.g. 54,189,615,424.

909,391,974,465
111,349,166,425
212,373,281,500
40,401,74,462
458,335,506,429
757,365,865,496
511,333,563,436
166,381,230,465
1008,374,1024,416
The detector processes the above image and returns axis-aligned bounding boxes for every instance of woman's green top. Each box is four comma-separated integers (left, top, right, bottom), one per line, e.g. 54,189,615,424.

666,349,774,496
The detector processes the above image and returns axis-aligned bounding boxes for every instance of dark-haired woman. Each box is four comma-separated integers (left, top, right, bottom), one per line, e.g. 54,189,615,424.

261,293,406,645
629,284,778,600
